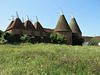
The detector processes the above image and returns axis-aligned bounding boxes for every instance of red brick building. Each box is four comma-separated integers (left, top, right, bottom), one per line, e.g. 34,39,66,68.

5,11,82,45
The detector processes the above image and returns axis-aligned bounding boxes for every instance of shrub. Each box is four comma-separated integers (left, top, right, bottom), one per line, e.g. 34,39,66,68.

1,32,21,44
0,33,6,43
4,33,16,43
50,32,67,44
57,35,67,44
50,32,57,43
88,38,99,46
72,34,84,45
20,34,31,43
14,34,21,43
0,30,4,37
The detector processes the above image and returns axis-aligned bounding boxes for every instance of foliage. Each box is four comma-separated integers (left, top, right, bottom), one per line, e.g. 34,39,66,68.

72,34,84,45
50,32,67,44
50,32,57,43
57,35,67,44
20,34,31,43
0,33,6,43
0,32,21,44
0,30,4,37
0,43,100,75
88,38,99,46
4,33,16,43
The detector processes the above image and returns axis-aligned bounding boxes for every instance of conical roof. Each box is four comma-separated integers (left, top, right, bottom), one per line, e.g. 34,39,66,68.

5,21,14,31
55,15,72,32
9,18,25,30
24,20,35,30
69,18,82,33
34,22,44,31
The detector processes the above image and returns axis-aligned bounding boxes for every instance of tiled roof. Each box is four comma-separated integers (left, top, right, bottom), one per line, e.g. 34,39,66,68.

9,18,25,30
69,18,82,33
24,20,35,30
55,15,72,32
34,22,44,31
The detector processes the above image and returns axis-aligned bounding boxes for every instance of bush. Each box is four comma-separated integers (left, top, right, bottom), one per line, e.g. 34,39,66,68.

0,30,5,43
0,33,6,43
0,30,4,37
50,32,57,43
4,33,16,43
20,34,31,43
57,35,67,44
50,32,67,44
72,34,84,45
1,32,32,44
1,32,21,44
88,38,99,46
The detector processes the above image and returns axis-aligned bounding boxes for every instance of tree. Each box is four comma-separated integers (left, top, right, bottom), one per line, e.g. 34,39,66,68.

0,30,4,37
88,38,99,46
4,33,16,43
72,34,84,45
57,35,67,44
50,32,57,43
0,33,6,43
20,34,31,43
50,32,67,44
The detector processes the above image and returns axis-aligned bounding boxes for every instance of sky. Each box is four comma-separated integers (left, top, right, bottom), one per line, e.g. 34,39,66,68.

0,0,100,36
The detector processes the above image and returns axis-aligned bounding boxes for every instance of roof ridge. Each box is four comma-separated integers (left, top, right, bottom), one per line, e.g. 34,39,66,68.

5,21,14,31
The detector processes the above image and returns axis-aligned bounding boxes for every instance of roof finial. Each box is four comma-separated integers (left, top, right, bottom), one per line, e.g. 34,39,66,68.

26,15,29,20
11,15,14,21
30,18,34,22
36,16,38,22
60,8,63,15
16,11,19,18
71,12,74,18
22,17,24,23
30,18,32,22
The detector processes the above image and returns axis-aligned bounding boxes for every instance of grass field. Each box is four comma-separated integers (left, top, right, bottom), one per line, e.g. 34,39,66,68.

0,43,100,75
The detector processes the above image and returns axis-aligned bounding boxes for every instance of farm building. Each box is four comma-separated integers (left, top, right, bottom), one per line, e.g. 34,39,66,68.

5,10,82,45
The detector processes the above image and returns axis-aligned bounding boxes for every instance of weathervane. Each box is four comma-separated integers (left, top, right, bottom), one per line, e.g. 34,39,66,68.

35,16,38,22
26,15,29,21
30,18,34,22
11,15,14,21
56,8,64,15
22,17,25,23
8,15,14,21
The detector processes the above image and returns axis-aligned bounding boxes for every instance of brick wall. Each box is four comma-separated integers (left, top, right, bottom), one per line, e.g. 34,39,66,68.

56,31,72,45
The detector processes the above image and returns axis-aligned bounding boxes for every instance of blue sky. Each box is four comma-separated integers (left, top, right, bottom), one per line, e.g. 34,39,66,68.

0,0,100,36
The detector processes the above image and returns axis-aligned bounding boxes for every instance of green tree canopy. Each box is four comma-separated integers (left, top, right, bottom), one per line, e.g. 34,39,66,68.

88,38,99,46
0,30,4,37
20,34,31,43
50,32,67,44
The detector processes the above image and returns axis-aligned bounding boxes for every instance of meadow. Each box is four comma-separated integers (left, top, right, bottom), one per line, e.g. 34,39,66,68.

0,43,100,75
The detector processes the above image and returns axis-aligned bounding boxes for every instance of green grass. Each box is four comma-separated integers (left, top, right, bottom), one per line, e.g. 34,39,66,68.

0,43,100,75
